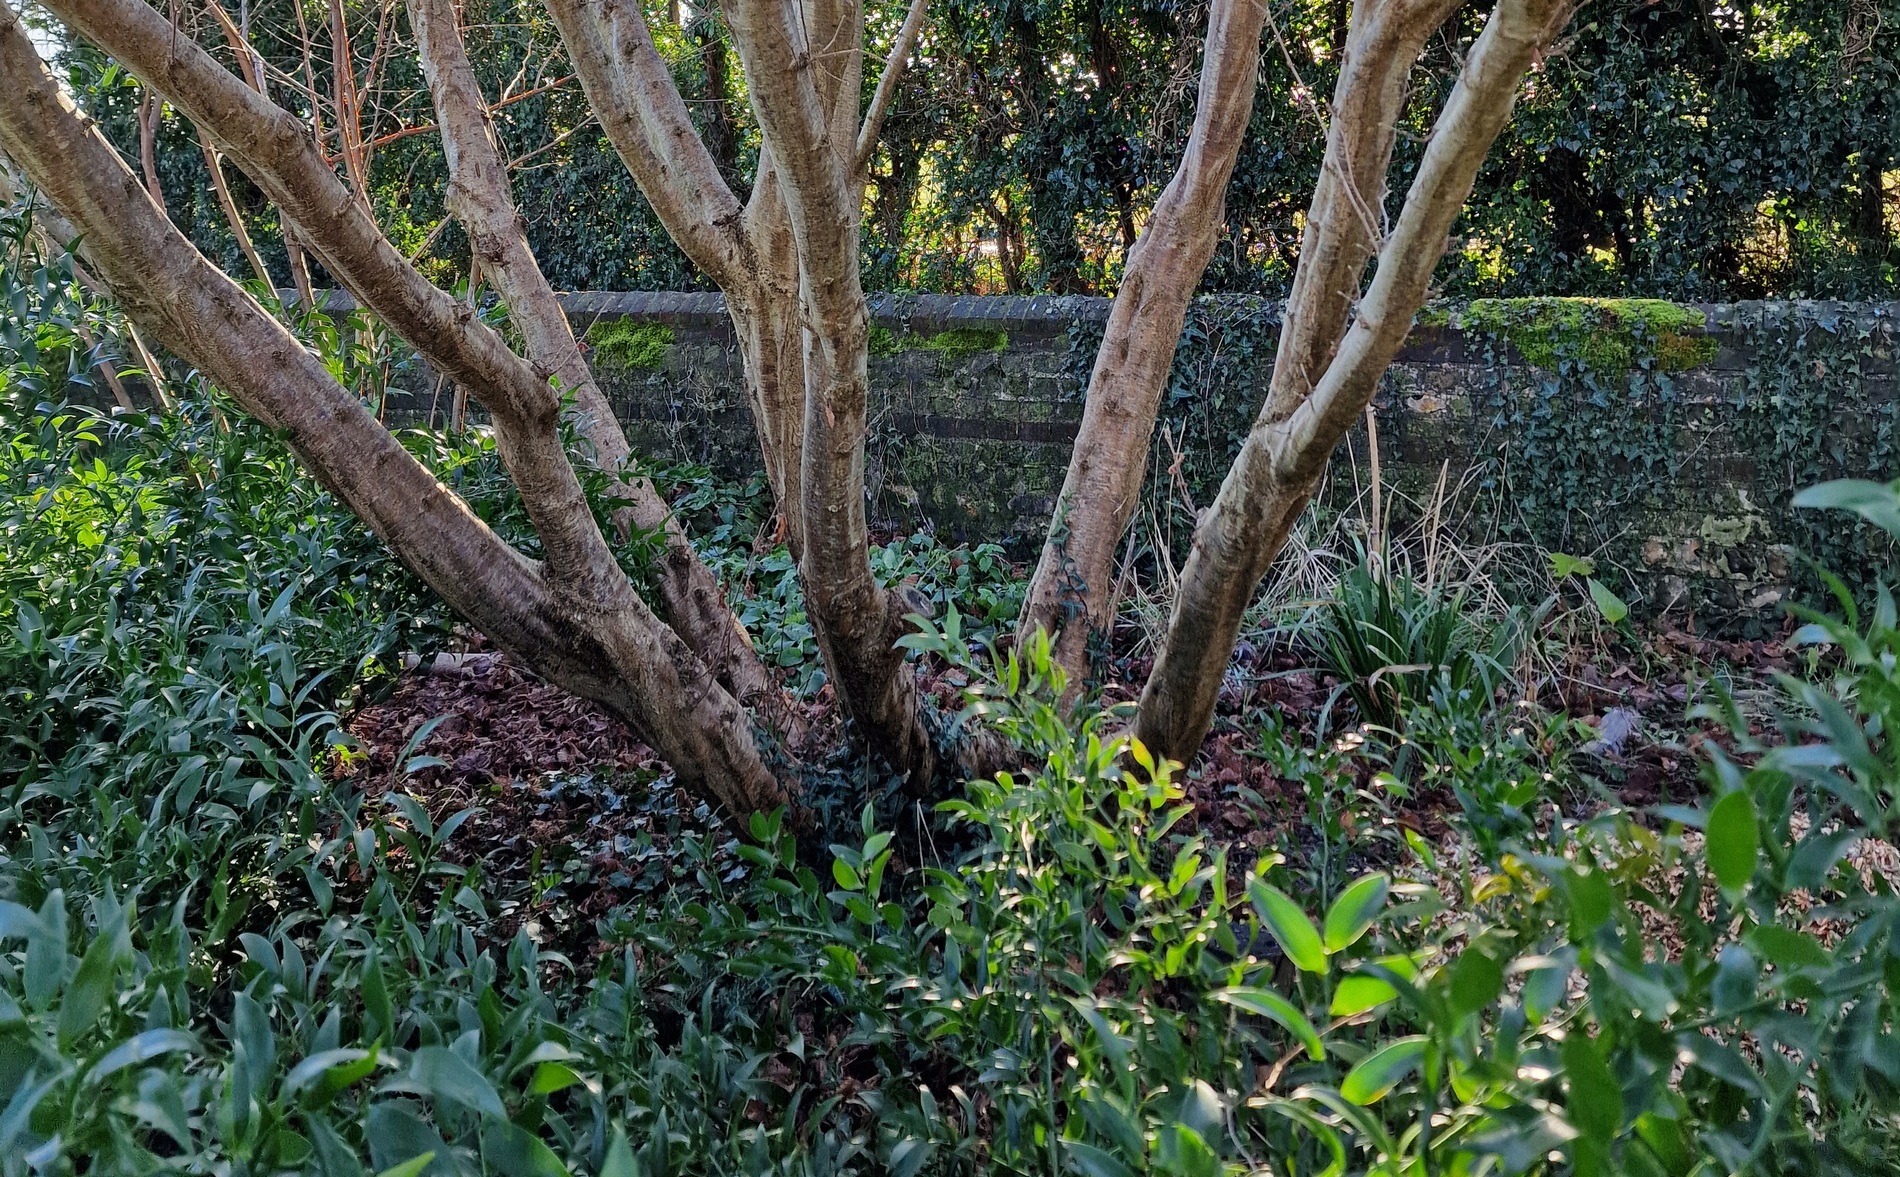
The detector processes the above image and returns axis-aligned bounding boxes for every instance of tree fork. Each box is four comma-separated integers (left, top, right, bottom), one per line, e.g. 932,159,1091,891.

1135,0,1583,764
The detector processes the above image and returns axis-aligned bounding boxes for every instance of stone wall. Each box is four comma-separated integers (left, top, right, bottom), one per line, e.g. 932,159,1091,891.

376,292,1900,626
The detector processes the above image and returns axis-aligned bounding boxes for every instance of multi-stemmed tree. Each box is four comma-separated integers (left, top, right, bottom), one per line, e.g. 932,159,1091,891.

0,0,1578,814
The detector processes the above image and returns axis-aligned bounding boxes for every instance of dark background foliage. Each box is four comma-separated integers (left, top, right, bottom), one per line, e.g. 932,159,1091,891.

59,0,1900,301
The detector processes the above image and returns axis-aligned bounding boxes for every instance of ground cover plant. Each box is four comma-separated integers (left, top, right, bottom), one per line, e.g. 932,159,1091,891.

6,205,1900,1173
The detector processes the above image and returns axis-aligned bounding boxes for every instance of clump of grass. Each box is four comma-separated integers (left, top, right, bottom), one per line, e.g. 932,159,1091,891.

585,318,675,370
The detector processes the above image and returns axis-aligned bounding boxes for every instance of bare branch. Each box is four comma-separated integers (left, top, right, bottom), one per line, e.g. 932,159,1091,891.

544,0,753,289
44,0,557,430
408,0,788,712
197,131,273,287
854,0,928,173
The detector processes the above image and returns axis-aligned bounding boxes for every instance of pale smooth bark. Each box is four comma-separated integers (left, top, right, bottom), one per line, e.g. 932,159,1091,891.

0,2,787,816
407,0,783,718
721,0,938,783
555,0,941,781
1136,0,1581,762
545,0,806,547
1018,0,1270,686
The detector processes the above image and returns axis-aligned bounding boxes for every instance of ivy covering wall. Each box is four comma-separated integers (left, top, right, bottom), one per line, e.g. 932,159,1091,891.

489,292,1894,629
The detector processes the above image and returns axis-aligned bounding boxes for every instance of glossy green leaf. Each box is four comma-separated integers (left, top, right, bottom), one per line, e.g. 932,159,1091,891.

1745,924,1831,971
408,1045,505,1117
479,1120,570,1177
85,1029,198,1084
1322,873,1389,952
1706,790,1759,894
1065,1140,1137,1177
1562,1032,1623,1140
1329,974,1397,1017
1792,478,1900,537
1340,1036,1428,1105
1247,879,1328,972
600,1126,637,1177
1447,949,1504,1020
1211,987,1324,1060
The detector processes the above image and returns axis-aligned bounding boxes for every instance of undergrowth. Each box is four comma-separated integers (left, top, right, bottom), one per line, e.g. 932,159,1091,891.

4,208,1899,1175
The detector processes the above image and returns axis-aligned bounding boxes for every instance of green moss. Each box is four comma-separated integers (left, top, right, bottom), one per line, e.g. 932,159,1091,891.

868,324,901,357
918,327,1008,359
1462,297,1715,374
585,319,675,370
1414,305,1453,329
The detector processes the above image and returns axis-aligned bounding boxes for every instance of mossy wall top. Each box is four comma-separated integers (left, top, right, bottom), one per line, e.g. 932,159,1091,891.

368,291,1899,626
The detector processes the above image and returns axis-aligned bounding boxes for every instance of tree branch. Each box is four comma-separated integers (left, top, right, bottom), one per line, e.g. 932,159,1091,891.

544,0,753,289
1133,0,1582,764
854,0,928,173
409,0,789,717
0,0,788,817
44,0,556,430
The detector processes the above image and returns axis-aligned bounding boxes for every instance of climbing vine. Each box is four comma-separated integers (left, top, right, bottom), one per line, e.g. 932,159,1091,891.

1060,296,1900,628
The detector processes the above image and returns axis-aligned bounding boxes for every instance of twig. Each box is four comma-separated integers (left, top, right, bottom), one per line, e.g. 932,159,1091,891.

854,0,930,173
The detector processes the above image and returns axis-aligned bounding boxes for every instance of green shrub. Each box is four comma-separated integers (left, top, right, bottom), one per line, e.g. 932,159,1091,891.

6,206,1897,1173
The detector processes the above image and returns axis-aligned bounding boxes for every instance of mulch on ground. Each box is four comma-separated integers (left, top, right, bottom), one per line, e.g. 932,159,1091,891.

332,615,1792,951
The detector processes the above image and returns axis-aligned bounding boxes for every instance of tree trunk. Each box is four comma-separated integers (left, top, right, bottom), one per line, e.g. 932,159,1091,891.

408,0,785,722
1135,0,1580,764
2,0,787,817
1018,0,1271,687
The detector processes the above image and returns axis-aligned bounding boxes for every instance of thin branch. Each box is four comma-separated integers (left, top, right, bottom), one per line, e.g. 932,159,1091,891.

327,74,574,162
854,0,929,173
198,130,274,286
505,116,591,172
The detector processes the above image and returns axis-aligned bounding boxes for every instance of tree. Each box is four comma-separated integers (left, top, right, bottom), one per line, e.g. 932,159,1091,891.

0,0,1578,815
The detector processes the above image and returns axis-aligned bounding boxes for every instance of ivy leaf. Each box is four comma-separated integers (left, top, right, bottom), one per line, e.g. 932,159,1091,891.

1548,552,1595,579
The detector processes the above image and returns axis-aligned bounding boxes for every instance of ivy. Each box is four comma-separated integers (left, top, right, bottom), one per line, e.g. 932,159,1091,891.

1065,297,1899,628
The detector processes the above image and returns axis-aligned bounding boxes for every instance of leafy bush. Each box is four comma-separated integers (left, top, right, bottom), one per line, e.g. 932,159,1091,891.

6,203,1898,1174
